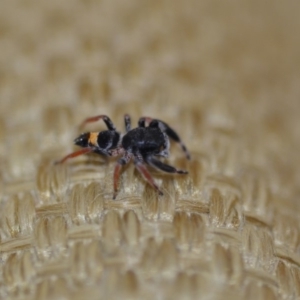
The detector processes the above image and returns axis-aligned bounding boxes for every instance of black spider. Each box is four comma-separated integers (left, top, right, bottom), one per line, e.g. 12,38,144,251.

57,114,190,199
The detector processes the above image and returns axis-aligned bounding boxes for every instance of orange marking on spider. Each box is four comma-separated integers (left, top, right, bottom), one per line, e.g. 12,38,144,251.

88,132,99,147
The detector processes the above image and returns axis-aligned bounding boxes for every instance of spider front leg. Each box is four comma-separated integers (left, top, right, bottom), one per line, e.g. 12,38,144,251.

55,148,93,164
79,114,116,131
138,117,191,160
112,151,131,199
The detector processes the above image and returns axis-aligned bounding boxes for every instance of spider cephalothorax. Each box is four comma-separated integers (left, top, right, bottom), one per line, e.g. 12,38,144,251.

57,114,190,199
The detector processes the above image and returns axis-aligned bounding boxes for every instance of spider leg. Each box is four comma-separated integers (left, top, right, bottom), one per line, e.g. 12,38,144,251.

146,156,188,174
124,114,131,132
55,148,93,164
138,117,191,160
137,117,147,127
134,159,164,196
79,115,116,131
112,151,132,199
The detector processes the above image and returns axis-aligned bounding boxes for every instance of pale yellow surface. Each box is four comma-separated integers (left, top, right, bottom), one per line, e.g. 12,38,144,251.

0,0,300,299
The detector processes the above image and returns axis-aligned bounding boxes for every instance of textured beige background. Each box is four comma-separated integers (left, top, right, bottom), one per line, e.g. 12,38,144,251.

0,0,300,299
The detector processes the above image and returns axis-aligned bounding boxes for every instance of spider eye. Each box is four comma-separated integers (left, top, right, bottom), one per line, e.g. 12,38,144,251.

74,133,90,147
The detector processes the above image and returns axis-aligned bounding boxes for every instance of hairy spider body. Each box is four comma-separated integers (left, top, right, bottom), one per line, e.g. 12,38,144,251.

122,127,168,157
57,114,190,199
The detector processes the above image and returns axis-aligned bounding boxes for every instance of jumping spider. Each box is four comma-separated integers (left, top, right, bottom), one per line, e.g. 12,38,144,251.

57,114,190,199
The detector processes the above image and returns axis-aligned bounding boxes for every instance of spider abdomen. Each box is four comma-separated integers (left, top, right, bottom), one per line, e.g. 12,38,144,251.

122,127,165,154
